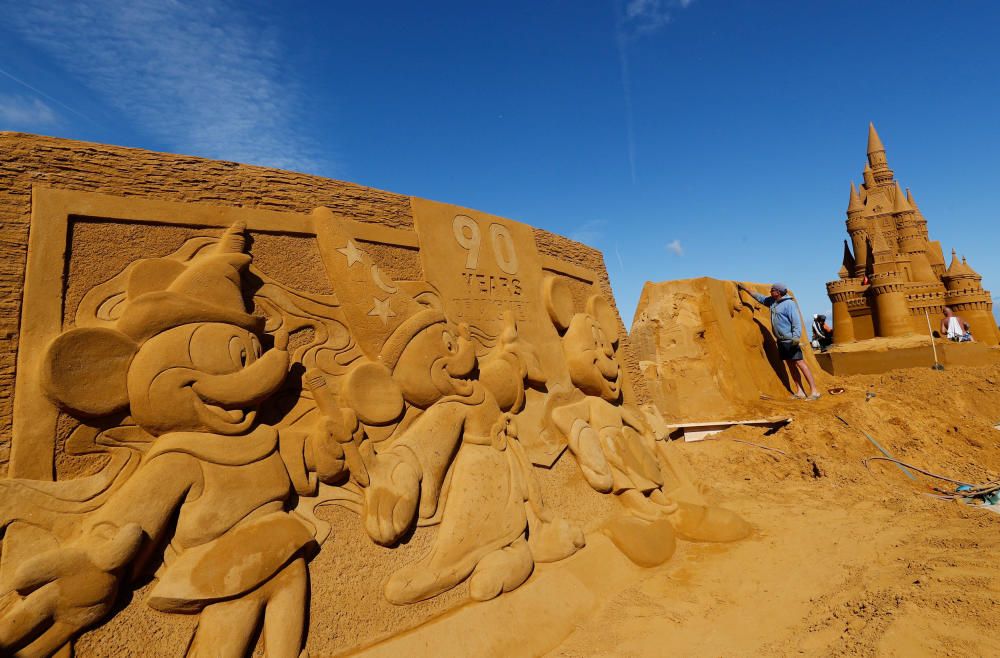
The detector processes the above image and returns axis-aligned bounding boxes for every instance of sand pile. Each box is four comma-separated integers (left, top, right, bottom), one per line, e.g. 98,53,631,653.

631,278,826,421
551,362,1000,656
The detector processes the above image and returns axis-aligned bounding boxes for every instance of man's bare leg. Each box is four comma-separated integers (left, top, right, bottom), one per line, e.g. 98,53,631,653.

795,359,819,397
786,359,806,397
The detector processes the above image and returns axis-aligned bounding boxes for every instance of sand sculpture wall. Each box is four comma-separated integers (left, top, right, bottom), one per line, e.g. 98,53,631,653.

0,133,748,657
631,278,825,420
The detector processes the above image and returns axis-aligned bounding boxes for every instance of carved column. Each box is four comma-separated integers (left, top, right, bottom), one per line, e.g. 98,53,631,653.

826,280,859,344
896,218,936,282
869,272,913,337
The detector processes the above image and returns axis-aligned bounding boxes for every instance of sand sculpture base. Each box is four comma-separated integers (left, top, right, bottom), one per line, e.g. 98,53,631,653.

816,335,1000,375
631,277,826,421
346,533,645,657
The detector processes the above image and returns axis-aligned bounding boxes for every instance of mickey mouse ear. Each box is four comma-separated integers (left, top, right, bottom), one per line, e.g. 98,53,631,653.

42,327,137,417
586,294,620,347
543,276,574,333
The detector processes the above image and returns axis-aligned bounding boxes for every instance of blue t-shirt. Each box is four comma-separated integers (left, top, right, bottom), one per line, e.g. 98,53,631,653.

751,292,802,342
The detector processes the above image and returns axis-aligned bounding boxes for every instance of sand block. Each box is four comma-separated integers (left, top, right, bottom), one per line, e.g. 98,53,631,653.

631,277,825,421
816,335,1000,375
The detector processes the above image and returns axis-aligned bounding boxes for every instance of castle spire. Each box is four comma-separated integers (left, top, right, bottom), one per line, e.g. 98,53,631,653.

947,248,961,273
892,182,911,213
867,122,885,156
962,256,980,277
847,182,863,214
944,250,976,279
906,187,928,239
862,163,875,188
866,122,894,184
841,239,856,275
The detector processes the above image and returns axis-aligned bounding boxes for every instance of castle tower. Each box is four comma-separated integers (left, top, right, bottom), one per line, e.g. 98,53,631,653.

893,182,936,282
906,187,948,277
867,123,894,185
826,247,859,346
943,251,999,344
825,241,860,343
867,228,913,337
845,182,868,278
906,188,930,241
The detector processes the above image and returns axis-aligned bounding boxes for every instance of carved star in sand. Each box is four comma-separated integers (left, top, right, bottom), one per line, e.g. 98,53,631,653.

338,240,364,267
368,296,397,326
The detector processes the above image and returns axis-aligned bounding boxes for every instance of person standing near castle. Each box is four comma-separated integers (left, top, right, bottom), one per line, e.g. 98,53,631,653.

811,314,834,350
737,282,821,400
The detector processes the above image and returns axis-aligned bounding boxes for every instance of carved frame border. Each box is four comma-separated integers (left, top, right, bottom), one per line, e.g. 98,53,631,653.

11,187,599,480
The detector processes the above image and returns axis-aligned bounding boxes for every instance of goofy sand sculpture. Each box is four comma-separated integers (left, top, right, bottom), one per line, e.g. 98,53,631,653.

0,210,747,656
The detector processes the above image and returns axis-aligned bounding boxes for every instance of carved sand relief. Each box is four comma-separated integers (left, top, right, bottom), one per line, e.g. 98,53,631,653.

541,276,751,567
310,204,586,609
1,189,748,657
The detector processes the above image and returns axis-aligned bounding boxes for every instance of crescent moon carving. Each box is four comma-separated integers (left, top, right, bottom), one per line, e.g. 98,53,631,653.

371,265,398,294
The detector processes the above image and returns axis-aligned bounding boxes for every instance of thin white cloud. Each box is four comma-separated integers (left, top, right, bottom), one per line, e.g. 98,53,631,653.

615,0,696,184
621,0,695,38
666,239,683,256
0,94,58,128
614,28,637,185
569,219,608,246
624,0,672,35
6,0,329,174
0,65,92,123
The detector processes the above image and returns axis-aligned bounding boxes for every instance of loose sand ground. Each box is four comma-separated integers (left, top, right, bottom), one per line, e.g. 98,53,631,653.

551,363,1000,657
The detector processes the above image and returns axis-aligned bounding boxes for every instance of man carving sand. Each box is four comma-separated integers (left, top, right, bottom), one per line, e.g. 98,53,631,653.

737,282,820,400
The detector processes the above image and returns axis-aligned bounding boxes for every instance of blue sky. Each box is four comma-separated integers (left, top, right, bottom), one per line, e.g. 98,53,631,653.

2,0,999,326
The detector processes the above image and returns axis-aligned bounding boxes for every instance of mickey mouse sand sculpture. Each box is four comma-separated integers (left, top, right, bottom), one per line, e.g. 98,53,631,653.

0,223,349,657
543,276,751,566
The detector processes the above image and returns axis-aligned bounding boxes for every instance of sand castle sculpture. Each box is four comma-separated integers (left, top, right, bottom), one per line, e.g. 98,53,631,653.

0,133,748,656
826,124,998,346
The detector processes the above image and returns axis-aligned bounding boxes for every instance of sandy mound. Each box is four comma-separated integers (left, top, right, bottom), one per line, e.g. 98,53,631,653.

551,362,1000,657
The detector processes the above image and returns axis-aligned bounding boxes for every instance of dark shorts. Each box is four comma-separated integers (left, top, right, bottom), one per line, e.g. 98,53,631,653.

778,339,804,361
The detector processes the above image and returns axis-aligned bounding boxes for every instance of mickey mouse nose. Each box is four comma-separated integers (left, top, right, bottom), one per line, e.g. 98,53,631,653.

192,347,289,408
